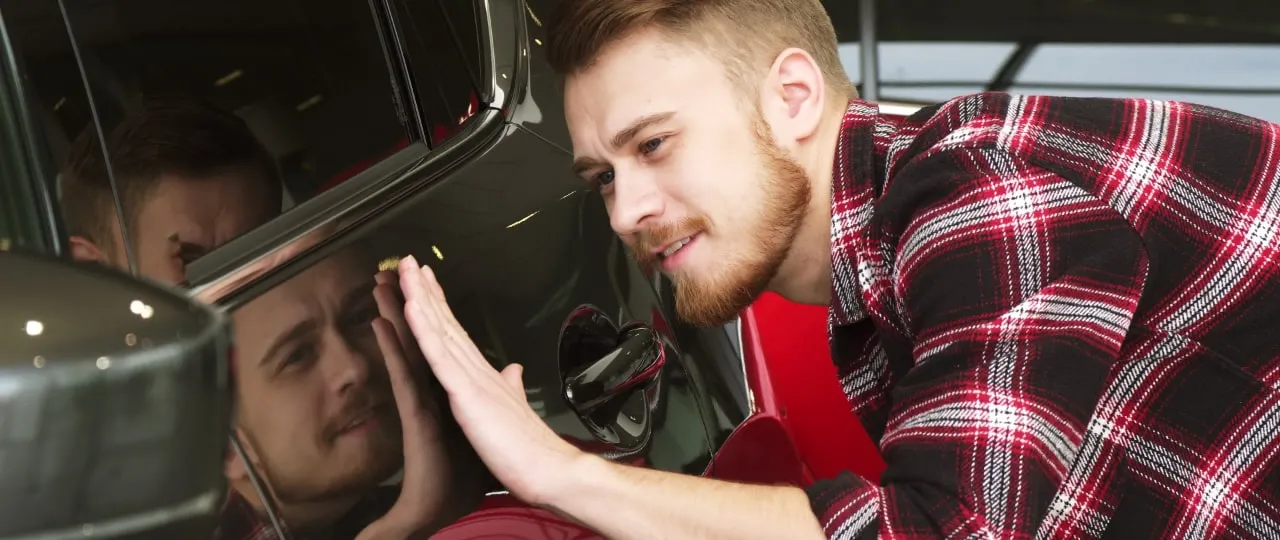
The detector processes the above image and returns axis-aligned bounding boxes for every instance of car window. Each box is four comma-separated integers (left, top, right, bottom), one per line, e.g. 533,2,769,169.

390,0,484,146
1,0,111,257
832,1,1280,122
15,0,416,286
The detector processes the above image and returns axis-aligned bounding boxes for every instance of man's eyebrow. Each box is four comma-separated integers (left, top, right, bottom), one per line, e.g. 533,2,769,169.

572,156,607,178
610,111,675,150
260,319,316,367
571,111,677,177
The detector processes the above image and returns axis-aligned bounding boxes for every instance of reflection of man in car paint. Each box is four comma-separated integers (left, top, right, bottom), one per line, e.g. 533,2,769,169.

60,99,282,286
217,244,483,539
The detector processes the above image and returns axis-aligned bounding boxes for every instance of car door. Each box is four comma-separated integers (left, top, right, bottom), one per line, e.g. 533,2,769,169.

3,0,749,535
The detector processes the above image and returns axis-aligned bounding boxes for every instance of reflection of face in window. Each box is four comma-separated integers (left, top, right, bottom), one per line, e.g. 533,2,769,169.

61,99,282,286
225,247,460,534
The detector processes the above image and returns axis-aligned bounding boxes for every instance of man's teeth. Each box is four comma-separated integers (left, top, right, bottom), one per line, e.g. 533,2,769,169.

662,237,692,258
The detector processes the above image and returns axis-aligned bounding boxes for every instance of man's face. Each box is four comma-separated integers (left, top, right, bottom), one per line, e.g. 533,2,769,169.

564,30,810,327
114,170,279,285
231,249,422,504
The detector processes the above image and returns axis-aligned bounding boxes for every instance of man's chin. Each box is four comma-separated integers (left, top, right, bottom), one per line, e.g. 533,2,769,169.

673,276,765,328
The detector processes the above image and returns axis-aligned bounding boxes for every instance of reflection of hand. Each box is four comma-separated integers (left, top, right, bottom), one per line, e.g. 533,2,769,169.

356,271,449,540
395,255,584,507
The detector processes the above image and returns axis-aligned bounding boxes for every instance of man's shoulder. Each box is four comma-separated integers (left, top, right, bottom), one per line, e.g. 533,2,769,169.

891,91,1275,156
875,91,1280,202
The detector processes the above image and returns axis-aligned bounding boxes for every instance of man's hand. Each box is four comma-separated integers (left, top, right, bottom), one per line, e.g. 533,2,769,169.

356,270,451,539
395,256,585,506
394,255,826,540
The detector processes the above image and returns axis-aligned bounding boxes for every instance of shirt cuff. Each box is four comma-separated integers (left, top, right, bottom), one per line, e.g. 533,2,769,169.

804,471,880,539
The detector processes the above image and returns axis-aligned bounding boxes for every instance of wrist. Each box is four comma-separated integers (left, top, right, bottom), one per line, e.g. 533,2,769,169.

534,450,609,512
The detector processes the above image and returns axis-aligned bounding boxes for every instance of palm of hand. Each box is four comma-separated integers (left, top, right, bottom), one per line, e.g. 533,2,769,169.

396,256,584,506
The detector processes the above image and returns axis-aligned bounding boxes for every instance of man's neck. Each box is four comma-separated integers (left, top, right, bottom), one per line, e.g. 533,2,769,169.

767,100,849,306
230,480,362,535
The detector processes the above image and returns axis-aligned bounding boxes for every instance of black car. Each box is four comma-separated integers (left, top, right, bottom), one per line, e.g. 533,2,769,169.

0,0,749,537
5,0,1279,537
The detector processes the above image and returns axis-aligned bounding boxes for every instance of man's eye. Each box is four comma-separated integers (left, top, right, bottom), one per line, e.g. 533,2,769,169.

640,137,664,155
282,345,315,368
593,169,615,188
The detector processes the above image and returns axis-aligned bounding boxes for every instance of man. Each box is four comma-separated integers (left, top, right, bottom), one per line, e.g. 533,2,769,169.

217,244,485,539
61,99,282,285
390,0,1280,538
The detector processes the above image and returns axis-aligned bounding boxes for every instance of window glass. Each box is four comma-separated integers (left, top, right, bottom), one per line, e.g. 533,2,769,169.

391,0,483,146
840,42,1017,103
2,0,112,257
1010,44,1280,122
31,0,412,286
828,0,1280,121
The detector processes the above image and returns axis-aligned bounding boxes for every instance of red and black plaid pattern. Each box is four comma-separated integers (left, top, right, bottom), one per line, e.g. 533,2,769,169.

806,94,1280,539
213,486,399,540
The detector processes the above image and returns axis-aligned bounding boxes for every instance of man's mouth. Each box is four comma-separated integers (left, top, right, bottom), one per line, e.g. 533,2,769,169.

656,234,699,261
336,403,390,437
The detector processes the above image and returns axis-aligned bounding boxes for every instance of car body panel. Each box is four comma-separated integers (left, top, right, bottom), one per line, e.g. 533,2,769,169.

0,0,879,536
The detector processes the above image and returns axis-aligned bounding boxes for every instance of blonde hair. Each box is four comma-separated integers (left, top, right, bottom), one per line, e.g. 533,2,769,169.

546,0,856,101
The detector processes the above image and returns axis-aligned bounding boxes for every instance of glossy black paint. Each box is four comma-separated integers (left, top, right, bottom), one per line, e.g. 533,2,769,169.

0,249,231,537
559,306,667,454
0,0,749,536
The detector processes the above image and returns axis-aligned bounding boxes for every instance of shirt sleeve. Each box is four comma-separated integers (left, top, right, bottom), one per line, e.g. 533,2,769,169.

806,146,1151,539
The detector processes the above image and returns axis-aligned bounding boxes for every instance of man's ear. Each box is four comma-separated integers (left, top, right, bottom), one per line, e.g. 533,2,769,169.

761,47,828,142
69,235,107,264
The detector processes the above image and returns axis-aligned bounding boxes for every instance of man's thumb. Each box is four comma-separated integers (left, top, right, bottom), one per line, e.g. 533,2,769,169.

500,363,525,391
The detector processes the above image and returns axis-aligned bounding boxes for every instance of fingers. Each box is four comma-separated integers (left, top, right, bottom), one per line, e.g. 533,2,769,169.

373,317,427,426
398,255,499,396
373,279,418,362
399,256,464,331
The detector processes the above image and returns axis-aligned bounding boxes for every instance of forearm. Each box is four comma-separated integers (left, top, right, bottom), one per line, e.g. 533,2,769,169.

542,454,826,540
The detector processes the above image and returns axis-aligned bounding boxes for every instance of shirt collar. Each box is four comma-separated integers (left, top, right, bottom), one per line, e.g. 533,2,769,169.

828,99,899,328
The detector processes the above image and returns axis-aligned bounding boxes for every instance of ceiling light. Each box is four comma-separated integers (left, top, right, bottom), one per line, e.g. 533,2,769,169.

215,69,244,87
296,94,324,112
24,320,43,336
432,245,444,260
507,211,540,228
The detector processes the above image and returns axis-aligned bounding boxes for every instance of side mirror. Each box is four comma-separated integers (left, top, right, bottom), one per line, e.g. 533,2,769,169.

0,249,232,538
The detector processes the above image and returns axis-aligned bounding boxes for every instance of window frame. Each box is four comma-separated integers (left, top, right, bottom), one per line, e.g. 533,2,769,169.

0,4,68,256
187,0,527,308
844,0,1280,120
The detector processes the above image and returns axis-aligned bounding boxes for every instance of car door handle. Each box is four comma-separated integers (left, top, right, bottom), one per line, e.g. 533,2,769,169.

563,324,665,413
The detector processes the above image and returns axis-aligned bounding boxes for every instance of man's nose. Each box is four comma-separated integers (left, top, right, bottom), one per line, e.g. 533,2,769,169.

608,171,665,237
326,336,372,394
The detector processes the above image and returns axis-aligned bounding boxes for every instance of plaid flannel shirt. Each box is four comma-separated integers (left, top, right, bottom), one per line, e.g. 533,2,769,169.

806,94,1280,539
213,486,398,540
